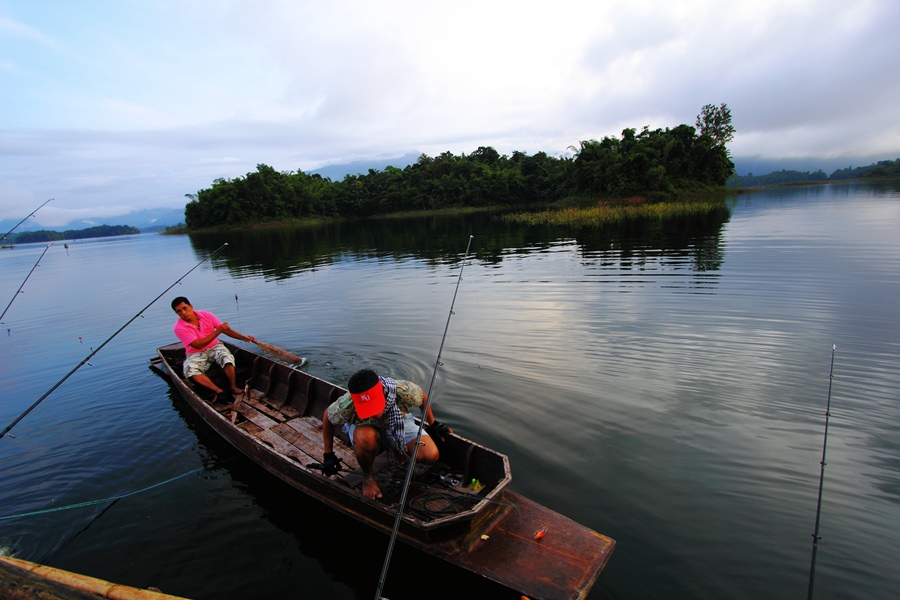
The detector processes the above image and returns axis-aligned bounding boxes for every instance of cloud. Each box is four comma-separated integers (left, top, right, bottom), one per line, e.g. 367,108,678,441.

0,0,898,220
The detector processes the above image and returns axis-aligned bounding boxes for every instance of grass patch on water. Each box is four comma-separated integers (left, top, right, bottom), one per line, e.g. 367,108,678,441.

500,196,728,227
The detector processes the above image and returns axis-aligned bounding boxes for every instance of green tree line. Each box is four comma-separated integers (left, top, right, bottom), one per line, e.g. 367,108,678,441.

10,224,140,244
185,104,736,229
732,158,900,187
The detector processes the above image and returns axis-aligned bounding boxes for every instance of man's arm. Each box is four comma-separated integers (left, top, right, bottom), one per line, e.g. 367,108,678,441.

417,389,438,426
423,400,436,427
320,409,343,476
220,323,257,344
421,391,453,440
186,322,227,350
322,409,335,454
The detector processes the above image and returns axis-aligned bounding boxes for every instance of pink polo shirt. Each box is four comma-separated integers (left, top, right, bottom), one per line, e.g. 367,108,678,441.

174,310,223,354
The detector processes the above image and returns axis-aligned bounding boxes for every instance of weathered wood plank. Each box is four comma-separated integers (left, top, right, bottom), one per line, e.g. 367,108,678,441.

282,417,361,472
238,421,263,435
268,422,358,471
257,429,315,466
234,402,278,430
280,404,301,419
244,395,286,423
271,422,319,455
283,415,325,444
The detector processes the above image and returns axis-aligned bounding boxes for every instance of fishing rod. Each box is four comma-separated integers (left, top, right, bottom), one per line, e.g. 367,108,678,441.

807,344,836,600
374,235,475,600
1,198,53,243
0,243,229,440
1,243,52,323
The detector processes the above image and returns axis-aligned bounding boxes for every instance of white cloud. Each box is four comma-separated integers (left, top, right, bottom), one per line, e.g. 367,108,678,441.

0,0,898,220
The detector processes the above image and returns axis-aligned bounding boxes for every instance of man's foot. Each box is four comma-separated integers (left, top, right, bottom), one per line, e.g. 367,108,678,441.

362,475,382,500
230,386,243,395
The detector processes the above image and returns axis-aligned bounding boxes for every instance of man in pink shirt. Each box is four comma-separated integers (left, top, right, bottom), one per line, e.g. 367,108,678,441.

171,296,257,400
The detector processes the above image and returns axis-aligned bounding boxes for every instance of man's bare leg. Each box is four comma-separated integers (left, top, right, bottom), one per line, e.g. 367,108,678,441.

408,435,439,464
223,364,243,395
353,426,383,499
190,374,223,395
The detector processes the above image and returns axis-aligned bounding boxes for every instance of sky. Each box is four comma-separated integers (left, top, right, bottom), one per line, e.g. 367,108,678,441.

2,0,899,226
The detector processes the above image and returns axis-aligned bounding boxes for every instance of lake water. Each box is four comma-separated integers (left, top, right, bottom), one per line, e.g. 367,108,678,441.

1,182,898,599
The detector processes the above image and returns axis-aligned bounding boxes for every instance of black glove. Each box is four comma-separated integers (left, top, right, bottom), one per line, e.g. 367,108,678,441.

426,420,451,440
322,452,341,476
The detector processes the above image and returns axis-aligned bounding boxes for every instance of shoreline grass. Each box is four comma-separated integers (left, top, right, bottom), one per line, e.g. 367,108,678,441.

500,196,729,227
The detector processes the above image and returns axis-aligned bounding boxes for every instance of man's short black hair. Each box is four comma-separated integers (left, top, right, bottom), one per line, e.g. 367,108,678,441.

348,368,379,393
171,296,191,310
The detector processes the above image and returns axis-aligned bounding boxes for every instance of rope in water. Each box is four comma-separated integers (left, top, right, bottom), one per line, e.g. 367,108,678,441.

0,465,207,522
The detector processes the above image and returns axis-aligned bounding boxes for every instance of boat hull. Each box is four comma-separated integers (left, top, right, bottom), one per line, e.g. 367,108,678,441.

151,342,614,599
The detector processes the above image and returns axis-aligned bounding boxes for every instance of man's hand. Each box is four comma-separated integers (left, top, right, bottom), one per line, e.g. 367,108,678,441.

390,448,409,467
426,420,451,442
322,452,341,476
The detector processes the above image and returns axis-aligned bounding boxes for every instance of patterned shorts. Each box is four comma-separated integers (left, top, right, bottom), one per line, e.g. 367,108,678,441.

183,342,235,378
342,413,429,448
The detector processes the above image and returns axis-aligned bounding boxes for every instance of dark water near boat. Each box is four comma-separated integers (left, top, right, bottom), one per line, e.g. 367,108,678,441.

2,182,899,599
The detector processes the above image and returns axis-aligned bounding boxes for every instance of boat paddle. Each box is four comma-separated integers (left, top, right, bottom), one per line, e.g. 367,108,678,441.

253,340,306,366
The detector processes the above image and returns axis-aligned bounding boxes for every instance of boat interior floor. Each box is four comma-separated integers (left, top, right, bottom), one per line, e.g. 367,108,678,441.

202,385,484,522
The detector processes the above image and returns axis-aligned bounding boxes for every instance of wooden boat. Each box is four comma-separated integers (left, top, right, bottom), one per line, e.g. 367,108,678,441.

150,342,615,600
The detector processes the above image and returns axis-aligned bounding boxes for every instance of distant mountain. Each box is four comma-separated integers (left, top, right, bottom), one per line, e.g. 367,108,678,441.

310,152,421,180
0,207,185,236
119,207,185,230
731,154,896,177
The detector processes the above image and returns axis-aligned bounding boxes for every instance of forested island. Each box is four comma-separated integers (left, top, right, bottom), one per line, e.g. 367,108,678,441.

731,158,900,187
184,105,737,230
8,224,140,244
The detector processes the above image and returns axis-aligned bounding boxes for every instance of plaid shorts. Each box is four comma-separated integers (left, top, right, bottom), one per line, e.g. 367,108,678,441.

183,341,235,378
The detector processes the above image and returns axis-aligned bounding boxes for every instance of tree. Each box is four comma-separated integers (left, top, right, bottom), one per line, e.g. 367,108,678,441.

695,103,735,147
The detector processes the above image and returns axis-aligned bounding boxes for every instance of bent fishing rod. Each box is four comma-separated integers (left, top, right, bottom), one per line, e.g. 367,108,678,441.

374,235,474,600
807,344,837,600
0,243,229,440
1,243,52,323
1,198,53,243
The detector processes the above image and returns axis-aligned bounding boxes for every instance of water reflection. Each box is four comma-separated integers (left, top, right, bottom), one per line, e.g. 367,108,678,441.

187,206,731,280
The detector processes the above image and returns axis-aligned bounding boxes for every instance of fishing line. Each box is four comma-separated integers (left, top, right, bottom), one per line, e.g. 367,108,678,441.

374,235,474,600
0,465,206,522
0,198,52,243
807,344,836,600
470,247,484,371
1,242,52,324
0,243,230,440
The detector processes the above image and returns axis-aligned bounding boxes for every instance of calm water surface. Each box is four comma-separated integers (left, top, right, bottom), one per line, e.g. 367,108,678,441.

1,182,899,599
